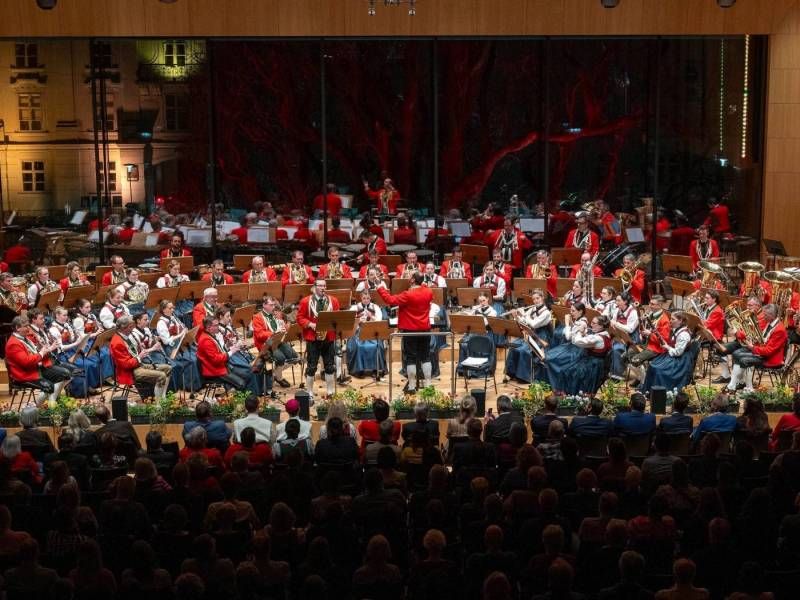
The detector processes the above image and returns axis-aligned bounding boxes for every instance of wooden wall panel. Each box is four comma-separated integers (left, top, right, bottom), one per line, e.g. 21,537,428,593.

0,0,796,38
763,2,800,256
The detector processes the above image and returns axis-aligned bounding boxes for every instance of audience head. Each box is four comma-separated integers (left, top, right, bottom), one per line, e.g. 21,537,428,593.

372,398,390,422
496,395,512,414
467,417,483,440
285,398,300,417
629,393,646,412
589,397,604,416
145,430,162,452
618,550,646,583
19,405,39,428
93,404,110,424
673,392,689,413
546,419,565,440
413,401,429,422
194,400,212,422
508,421,528,447
378,418,395,444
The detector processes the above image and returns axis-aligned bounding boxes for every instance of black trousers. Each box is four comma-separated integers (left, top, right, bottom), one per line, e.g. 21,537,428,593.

401,332,431,367
732,350,765,369
306,340,335,376
42,364,72,383
272,342,298,366
219,370,247,390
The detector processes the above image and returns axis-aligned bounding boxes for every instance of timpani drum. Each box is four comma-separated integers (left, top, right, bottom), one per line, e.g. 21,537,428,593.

387,244,416,255
415,249,434,262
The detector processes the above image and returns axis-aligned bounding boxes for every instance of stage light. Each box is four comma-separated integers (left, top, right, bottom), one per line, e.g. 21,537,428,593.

601,0,620,7
159,0,179,3
368,0,376,16
717,0,736,7
35,0,57,9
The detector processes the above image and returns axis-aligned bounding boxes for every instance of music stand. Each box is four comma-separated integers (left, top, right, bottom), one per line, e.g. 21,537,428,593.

172,326,199,360
662,254,693,277
94,285,112,304
391,278,411,294
146,287,179,310
379,255,402,270
718,290,735,308
47,265,67,281
429,287,444,307
328,289,352,309
248,281,282,302
138,272,163,288
445,278,468,308
610,322,634,348
36,289,61,312
457,287,491,308
177,281,208,303
551,247,582,270
359,320,390,388
284,284,312,306
450,314,487,339
764,239,788,271
315,310,357,395
595,277,622,293
217,283,249,305
584,307,601,322
68,335,91,364
556,278,577,298
326,279,354,291
62,285,94,309
550,304,571,324
513,278,547,303
460,244,490,270
369,290,387,307
159,256,194,274
233,254,264,271
232,304,256,335
666,277,697,310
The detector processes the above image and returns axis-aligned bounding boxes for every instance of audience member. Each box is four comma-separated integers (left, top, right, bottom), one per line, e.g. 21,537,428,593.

16,405,55,454
401,401,440,447
532,395,568,442
569,397,613,438
484,395,521,445
657,392,693,434
364,418,402,465
233,394,274,443
181,400,231,452
613,393,656,437
275,398,312,442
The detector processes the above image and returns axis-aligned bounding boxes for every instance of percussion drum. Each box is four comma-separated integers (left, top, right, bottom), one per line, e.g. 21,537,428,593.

387,244,416,255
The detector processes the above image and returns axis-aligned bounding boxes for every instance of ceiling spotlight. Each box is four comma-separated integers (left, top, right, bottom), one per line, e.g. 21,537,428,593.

35,0,57,9
409,0,416,15
368,0,376,16
717,0,736,7
601,0,619,7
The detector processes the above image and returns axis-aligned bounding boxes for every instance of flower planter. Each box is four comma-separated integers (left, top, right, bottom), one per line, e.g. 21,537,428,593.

557,404,578,416
130,415,150,425
315,409,328,421
510,408,525,419
350,410,375,421
394,409,414,420
765,403,792,413
430,409,457,419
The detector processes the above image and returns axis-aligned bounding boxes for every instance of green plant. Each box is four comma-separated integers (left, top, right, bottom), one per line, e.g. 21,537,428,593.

690,385,717,414
391,396,415,414
596,380,628,415
0,410,19,426
513,382,552,419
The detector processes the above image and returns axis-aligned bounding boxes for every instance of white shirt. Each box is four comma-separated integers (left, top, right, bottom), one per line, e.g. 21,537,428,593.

233,412,274,444
275,416,312,442
472,304,497,325
49,321,81,352
355,279,387,294
572,330,609,351
156,273,190,289
350,302,383,323
99,302,130,330
594,299,614,318
663,326,692,357
473,275,506,300
564,317,589,342
611,305,639,334
156,315,185,347
423,274,446,288
521,304,551,330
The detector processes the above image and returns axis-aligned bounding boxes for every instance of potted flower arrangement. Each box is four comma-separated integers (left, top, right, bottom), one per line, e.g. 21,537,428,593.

391,396,415,420
318,389,378,421
415,386,456,418
512,381,553,419
561,392,592,416
596,379,629,415
0,410,19,427
740,384,793,412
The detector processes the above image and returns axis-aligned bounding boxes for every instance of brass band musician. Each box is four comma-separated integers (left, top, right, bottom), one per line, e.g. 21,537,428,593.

504,288,552,384
614,254,646,305
594,286,616,318
346,289,387,378
473,262,507,306
714,296,764,385
0,273,27,312
396,251,420,279
201,259,234,287
101,255,127,287
297,279,341,398
358,250,389,279
281,250,315,287
422,263,446,288
525,250,558,298
118,268,150,307
725,303,787,393
58,261,90,296
242,256,277,283
317,246,353,280
252,295,298,389
689,225,720,271
626,295,671,385
27,266,59,308
564,212,600,255
355,266,388,294
160,232,192,258
492,248,514,286
99,288,131,330
609,292,640,380
439,245,472,280
157,261,190,289
569,252,602,279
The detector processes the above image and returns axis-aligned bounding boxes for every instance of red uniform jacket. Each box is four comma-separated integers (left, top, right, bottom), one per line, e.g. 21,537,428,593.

252,311,281,352
317,263,353,279
525,264,558,298
564,228,600,256
645,311,671,354
494,263,514,285
197,331,229,377
160,248,192,258
296,294,341,342
424,228,451,244
669,226,696,256
378,285,432,331
116,227,136,245
569,264,603,279
193,302,217,329
393,227,416,245
5,334,45,383
705,205,731,234
739,280,771,304
327,229,351,244
281,265,315,287
366,188,399,213
487,229,532,269
614,267,646,305
357,419,402,456
704,305,725,341
358,264,389,278
364,237,388,256
101,270,127,287
242,268,277,283
110,333,140,386
752,320,788,368
312,193,342,217
439,260,473,281
201,272,234,285
231,227,249,244
689,239,720,271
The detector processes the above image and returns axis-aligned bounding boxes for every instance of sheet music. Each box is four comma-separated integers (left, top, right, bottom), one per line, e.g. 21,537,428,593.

132,214,144,229
70,210,88,226
142,222,153,233
145,234,160,247
248,227,270,243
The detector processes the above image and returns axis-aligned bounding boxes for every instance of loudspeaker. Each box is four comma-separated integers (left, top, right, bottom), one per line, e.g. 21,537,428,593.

111,397,128,421
471,388,486,417
650,386,667,414
295,391,311,421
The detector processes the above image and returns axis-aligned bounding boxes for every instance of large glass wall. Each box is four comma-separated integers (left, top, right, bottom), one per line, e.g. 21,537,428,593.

0,36,766,263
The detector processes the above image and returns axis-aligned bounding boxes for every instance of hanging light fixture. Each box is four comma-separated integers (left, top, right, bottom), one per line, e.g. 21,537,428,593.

368,0,417,16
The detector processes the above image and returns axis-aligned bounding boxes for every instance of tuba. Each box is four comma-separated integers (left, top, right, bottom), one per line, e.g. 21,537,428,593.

698,260,724,288
724,300,764,345
125,282,149,304
764,270,794,320
738,262,765,297
529,263,552,280
290,263,307,284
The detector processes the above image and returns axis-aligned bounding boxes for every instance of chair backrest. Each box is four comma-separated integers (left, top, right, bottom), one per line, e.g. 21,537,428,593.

622,433,652,457
666,432,691,456
466,334,494,358
777,428,796,452
576,435,608,457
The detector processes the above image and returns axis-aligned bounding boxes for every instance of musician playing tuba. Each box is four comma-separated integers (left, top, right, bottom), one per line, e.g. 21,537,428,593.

725,303,787,394
614,253,647,305
525,250,558,299
713,296,765,385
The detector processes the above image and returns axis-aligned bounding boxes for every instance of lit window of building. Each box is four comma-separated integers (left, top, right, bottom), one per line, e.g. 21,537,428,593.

164,40,186,67
18,93,43,131
21,160,45,192
98,161,117,192
15,43,38,68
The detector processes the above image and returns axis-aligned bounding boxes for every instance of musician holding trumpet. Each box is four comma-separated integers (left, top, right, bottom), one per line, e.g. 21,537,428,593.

525,250,558,299
640,311,697,393
253,295,298,389
5,315,70,403
725,303,787,394
626,295,671,386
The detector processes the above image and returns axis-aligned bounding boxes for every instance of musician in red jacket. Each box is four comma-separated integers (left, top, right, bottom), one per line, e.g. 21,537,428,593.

614,253,647,305
525,250,558,299
689,225,720,271
110,315,171,399
359,230,388,259
378,272,434,392
327,217,351,244
704,198,731,236
296,280,341,398
101,255,128,287
281,250,315,287
363,177,400,214
317,246,353,279
714,296,764,384
727,303,787,393
564,212,600,256
358,250,389,279
242,256,277,283
492,249,514,286
488,218,532,270
201,259,234,287
440,245,472,281
5,315,66,400
160,233,192,259
701,290,726,342
192,288,219,328
196,315,249,390
627,295,671,384
252,295,297,388
569,252,603,279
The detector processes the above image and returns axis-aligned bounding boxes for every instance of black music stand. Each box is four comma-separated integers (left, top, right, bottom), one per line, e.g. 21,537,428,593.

764,239,787,271
359,320,390,388
316,310,357,395
486,316,529,387
263,330,287,394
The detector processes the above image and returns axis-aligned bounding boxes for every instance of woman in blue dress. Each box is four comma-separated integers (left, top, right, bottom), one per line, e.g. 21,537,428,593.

157,261,193,328
504,288,552,383
553,279,591,344
50,306,103,396
155,299,203,392
641,311,697,393
347,290,387,377
71,298,113,381
546,306,612,395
